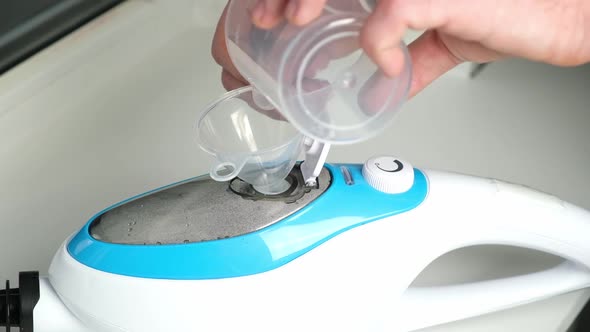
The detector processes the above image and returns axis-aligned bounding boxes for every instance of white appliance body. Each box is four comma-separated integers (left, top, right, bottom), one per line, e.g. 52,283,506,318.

35,165,590,332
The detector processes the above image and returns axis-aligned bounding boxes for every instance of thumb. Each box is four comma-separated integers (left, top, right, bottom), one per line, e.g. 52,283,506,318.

361,0,493,78
406,31,463,97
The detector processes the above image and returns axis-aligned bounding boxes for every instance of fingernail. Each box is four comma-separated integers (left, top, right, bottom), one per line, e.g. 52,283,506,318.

285,1,299,22
252,1,266,23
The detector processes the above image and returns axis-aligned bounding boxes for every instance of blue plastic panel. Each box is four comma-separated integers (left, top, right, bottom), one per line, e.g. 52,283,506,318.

68,163,428,279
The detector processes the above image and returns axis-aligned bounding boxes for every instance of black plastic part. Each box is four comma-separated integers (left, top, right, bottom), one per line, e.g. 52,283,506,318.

0,271,40,332
2,280,8,332
569,297,590,331
0,0,126,75
1,280,17,332
19,272,40,332
229,163,320,204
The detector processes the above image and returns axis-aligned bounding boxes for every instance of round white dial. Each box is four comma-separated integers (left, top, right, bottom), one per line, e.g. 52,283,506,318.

362,156,415,194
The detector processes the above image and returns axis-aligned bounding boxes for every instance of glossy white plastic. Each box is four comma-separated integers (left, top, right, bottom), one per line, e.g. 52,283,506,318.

363,156,415,193
38,167,590,332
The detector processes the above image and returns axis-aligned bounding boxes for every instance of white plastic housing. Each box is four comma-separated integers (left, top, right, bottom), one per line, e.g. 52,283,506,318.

363,156,414,193
38,169,590,332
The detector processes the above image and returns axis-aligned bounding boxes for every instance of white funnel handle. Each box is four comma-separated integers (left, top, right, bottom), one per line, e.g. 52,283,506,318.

209,160,245,182
301,138,331,186
394,170,590,331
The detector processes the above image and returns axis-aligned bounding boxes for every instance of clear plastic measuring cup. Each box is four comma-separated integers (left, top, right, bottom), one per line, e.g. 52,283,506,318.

224,0,412,144
197,86,304,195
197,0,411,192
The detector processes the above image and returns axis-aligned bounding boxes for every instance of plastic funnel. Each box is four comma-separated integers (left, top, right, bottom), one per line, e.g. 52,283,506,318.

197,86,304,195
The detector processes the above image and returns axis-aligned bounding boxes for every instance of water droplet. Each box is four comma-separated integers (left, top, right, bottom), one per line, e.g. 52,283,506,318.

183,240,189,244
128,228,133,232
127,222,132,226
185,223,190,228
132,221,137,225
127,233,131,237
338,72,357,89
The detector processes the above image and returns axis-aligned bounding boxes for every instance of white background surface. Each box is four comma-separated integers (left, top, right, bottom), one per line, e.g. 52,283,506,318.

0,0,589,330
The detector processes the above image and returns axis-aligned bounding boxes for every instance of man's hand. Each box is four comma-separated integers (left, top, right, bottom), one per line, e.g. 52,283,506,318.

211,4,250,91
213,0,590,97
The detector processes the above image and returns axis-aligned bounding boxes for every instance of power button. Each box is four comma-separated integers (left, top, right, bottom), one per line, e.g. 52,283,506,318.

362,156,414,194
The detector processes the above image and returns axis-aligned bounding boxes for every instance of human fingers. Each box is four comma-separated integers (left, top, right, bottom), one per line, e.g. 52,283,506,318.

212,3,248,90
361,0,450,77
221,69,248,91
357,30,500,104
406,31,463,97
284,0,329,25
356,31,464,111
360,0,499,77
252,0,289,29
362,0,590,75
